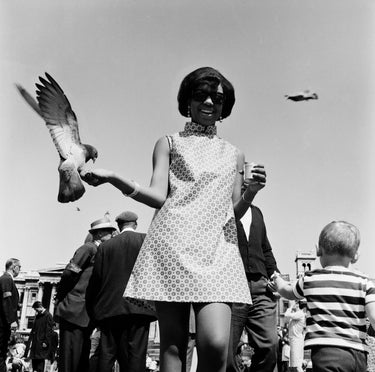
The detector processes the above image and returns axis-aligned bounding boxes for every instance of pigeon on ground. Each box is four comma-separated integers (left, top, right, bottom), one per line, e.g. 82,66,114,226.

285,90,318,102
16,73,98,203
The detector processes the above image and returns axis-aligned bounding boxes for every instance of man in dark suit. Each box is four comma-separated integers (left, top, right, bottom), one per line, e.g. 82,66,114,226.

54,217,117,372
227,201,280,372
86,211,157,372
25,301,55,372
0,258,20,372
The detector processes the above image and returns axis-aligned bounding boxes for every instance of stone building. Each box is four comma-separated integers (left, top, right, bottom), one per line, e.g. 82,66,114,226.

14,265,65,332
13,264,161,355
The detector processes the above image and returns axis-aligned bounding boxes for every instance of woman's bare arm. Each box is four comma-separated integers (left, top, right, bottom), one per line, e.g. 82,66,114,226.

233,151,266,219
82,136,170,209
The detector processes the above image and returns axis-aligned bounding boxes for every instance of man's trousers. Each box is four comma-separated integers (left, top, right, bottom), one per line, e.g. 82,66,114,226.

58,319,92,372
95,314,151,372
227,276,278,372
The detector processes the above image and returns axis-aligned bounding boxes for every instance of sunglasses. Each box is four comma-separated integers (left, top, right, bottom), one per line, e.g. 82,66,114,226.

191,90,224,105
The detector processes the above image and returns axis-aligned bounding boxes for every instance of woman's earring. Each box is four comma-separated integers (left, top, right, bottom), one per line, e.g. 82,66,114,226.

219,116,223,123
187,106,191,118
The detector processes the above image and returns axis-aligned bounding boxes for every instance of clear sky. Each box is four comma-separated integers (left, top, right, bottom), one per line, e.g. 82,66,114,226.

1,0,374,278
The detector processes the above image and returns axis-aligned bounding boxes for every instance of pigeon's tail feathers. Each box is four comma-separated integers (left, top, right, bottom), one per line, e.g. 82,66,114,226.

58,160,85,203
15,84,43,117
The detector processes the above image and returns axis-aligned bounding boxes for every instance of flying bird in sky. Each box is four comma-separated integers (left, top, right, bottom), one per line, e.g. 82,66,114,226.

16,73,98,203
285,90,318,102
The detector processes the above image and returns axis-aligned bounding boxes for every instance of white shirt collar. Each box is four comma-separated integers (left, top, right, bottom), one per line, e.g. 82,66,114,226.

323,265,351,271
120,227,136,234
7,271,14,280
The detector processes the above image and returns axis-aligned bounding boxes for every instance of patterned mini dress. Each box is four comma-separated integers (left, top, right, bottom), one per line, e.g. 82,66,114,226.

124,121,252,304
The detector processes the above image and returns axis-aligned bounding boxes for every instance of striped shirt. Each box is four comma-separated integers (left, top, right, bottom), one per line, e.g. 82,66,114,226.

293,266,375,352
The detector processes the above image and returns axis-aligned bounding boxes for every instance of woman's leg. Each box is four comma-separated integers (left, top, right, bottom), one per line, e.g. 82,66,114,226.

194,302,232,372
156,302,190,372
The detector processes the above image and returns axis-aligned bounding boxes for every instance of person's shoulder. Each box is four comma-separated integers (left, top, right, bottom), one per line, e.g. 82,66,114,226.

156,135,172,144
0,272,11,283
44,310,53,317
74,241,97,257
350,268,373,280
218,137,240,151
82,241,97,251
306,267,326,275
300,269,323,281
250,204,263,215
96,236,120,254
304,268,361,283
104,231,144,244
153,136,172,154
120,230,146,241
127,230,146,236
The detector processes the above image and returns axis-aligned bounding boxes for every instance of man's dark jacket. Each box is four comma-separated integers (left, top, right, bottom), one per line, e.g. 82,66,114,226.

0,272,19,327
55,242,97,327
86,230,156,323
237,205,279,278
26,310,55,360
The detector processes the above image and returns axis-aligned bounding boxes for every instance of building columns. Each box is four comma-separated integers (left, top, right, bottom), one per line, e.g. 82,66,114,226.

37,282,44,302
49,284,57,314
20,286,30,330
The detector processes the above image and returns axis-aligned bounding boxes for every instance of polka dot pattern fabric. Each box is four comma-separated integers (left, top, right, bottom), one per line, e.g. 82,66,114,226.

124,122,252,304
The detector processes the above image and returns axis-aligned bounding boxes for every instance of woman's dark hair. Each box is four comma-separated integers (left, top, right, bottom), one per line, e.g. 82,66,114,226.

177,67,235,119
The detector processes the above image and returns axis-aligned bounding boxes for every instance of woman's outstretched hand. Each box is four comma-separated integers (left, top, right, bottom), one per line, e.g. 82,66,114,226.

81,168,113,187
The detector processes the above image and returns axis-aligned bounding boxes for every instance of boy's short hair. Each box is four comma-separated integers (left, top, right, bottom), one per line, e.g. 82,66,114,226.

318,221,360,259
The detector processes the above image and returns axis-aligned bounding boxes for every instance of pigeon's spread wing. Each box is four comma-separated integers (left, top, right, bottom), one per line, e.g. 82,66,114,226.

36,73,82,160
15,84,43,117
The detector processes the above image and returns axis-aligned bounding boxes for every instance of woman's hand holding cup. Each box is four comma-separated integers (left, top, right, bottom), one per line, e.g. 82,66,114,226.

243,163,266,194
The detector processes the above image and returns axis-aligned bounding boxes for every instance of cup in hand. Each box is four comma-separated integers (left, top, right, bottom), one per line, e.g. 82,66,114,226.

244,162,256,180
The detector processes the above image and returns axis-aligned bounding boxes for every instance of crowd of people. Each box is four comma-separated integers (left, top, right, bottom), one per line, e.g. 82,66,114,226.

1,67,375,372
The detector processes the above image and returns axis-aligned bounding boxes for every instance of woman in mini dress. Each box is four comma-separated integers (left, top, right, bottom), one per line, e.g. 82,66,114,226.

83,66,266,372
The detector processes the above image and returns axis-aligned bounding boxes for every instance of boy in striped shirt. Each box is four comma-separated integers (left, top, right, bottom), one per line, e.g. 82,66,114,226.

272,221,375,372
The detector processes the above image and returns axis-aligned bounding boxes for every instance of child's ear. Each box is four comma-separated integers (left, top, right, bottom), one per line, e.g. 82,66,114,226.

351,251,359,264
316,244,322,257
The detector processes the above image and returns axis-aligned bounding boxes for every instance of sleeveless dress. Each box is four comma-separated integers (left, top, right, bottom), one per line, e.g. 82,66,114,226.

124,122,252,304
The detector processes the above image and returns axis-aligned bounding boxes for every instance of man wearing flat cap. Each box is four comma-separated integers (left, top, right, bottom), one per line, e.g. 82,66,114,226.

55,217,116,372
86,211,156,372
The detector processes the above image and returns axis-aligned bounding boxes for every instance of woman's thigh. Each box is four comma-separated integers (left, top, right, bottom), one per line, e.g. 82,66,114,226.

194,303,232,351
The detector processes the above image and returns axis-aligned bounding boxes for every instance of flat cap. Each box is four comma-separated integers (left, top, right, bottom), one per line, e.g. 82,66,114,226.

115,211,138,223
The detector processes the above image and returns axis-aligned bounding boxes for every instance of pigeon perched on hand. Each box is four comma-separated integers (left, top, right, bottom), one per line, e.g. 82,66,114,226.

16,73,98,203
285,90,318,102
